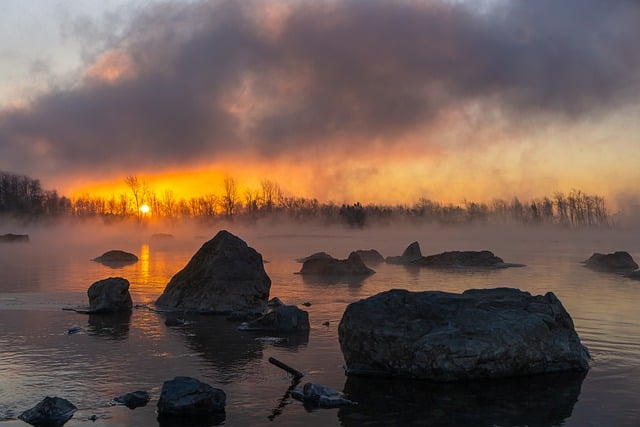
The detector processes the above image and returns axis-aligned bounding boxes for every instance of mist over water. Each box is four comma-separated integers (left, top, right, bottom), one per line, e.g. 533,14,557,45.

0,220,639,426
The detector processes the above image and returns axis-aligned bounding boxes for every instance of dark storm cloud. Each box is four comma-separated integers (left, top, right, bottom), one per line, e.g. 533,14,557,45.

1,0,638,176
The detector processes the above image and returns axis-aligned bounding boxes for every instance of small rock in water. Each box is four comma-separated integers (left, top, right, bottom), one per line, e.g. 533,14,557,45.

67,326,83,335
88,414,98,421
255,336,288,344
291,382,356,408
322,321,330,326
302,302,312,307
114,390,150,409
19,396,77,427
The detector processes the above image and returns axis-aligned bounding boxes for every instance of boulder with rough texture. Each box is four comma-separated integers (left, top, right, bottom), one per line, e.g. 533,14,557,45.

0,233,29,243
114,391,150,409
339,288,589,381
385,242,422,264
239,305,310,332
355,249,385,265
19,396,77,427
157,377,225,416
155,230,271,314
88,277,133,313
299,252,374,277
413,250,524,269
92,250,138,265
583,251,638,271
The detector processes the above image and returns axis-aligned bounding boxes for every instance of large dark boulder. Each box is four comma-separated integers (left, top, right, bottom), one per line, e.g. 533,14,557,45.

299,252,374,277
0,233,29,243
354,249,385,266
92,250,138,266
87,277,133,313
413,250,524,269
583,251,638,271
239,305,310,332
19,396,77,427
155,230,271,314
157,377,226,416
339,288,589,381
385,242,422,264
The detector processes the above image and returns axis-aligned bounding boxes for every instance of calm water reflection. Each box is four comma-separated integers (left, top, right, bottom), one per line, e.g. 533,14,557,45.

0,223,639,426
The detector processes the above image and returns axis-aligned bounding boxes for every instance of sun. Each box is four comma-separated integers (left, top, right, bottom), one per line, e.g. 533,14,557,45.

140,204,150,214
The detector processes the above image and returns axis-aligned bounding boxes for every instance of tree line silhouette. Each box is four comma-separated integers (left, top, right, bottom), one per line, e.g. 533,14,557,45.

0,171,611,228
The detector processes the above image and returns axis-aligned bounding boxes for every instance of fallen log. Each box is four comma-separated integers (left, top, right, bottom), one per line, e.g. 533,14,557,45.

268,357,304,379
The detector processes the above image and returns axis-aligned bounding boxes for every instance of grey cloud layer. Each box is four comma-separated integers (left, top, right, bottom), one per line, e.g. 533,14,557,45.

1,0,638,177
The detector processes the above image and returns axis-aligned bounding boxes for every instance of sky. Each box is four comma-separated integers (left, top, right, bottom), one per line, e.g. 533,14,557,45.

0,0,639,207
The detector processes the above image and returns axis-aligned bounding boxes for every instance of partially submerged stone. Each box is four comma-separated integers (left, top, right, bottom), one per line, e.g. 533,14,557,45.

385,242,422,264
413,250,525,269
157,377,226,416
0,233,29,243
339,288,589,381
299,252,375,277
87,277,133,313
155,230,271,314
238,305,310,332
19,396,77,427
114,391,150,409
92,250,138,266
583,251,638,271
296,252,333,263
291,383,355,408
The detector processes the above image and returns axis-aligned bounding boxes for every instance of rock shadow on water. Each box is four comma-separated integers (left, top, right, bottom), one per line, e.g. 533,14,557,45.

87,312,132,339
174,315,308,380
338,371,587,427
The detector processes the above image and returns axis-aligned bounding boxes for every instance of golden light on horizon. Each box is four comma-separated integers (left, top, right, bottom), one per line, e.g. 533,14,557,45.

140,204,150,214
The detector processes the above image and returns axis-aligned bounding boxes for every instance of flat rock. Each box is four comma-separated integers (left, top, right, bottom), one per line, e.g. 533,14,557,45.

385,242,422,264
583,251,639,271
92,250,138,266
299,252,374,277
339,287,589,381
157,376,225,416
155,230,271,314
19,396,77,427
413,250,524,269
238,305,310,332
87,277,133,313
0,233,29,243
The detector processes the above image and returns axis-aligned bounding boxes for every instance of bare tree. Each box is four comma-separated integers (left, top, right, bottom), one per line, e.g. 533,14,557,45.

223,176,238,217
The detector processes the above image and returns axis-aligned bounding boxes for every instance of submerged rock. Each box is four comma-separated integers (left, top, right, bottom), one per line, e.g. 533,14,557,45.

155,230,271,314
624,270,640,280
19,396,77,427
339,288,589,381
0,233,29,243
583,251,639,271
238,305,310,332
291,383,355,408
114,391,150,409
413,250,524,269
157,377,226,416
354,249,385,266
92,250,138,266
87,277,133,313
299,252,375,277
385,242,422,264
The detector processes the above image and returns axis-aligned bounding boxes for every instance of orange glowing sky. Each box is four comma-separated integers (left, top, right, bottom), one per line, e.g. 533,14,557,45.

1,0,639,208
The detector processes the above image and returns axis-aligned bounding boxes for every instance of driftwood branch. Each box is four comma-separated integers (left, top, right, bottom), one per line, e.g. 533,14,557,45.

268,357,304,379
